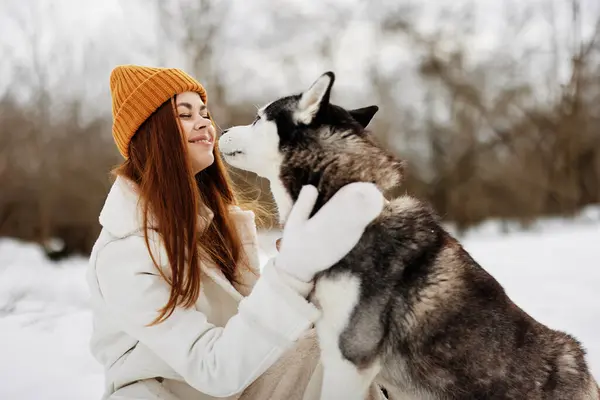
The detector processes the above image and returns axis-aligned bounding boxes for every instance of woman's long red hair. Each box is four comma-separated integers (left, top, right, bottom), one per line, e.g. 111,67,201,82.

113,96,249,325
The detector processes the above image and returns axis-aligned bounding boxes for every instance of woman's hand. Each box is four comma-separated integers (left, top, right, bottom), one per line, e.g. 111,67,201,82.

274,182,384,283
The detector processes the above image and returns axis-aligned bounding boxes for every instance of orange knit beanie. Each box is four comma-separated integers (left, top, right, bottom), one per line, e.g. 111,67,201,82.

109,64,208,159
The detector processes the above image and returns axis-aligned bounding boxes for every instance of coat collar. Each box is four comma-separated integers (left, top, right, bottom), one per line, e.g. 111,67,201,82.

99,175,147,238
98,176,243,301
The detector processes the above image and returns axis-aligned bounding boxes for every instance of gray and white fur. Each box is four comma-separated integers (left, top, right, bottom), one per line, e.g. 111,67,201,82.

219,72,599,400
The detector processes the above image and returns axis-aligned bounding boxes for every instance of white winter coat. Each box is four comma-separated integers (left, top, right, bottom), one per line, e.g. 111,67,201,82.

86,176,386,400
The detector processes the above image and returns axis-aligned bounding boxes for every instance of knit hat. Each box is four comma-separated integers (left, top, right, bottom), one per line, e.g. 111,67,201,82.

109,64,208,159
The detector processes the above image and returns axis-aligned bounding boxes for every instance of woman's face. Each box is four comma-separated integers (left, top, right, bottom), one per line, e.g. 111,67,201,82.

175,91,216,174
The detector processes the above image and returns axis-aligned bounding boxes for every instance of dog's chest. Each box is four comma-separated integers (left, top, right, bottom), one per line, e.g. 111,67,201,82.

309,272,361,335
310,272,444,400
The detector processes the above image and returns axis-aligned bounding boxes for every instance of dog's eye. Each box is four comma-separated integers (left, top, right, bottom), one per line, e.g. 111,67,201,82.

252,115,261,125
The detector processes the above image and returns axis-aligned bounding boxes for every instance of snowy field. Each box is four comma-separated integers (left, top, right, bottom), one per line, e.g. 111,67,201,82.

0,209,599,400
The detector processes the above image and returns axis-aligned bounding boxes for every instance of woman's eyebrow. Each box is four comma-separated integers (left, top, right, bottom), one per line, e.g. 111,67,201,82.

176,102,192,110
176,103,207,112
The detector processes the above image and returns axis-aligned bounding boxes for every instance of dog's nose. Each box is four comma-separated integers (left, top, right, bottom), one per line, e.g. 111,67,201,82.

221,129,229,135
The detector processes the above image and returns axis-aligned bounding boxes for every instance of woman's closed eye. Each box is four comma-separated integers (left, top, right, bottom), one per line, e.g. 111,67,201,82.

179,113,208,119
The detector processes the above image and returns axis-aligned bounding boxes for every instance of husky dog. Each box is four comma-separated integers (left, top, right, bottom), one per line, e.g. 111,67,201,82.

218,72,599,400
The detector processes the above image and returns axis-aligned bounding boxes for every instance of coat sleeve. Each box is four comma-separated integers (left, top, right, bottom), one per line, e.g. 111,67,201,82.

92,235,320,398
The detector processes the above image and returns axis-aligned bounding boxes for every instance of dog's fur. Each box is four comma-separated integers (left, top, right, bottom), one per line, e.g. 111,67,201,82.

219,72,599,400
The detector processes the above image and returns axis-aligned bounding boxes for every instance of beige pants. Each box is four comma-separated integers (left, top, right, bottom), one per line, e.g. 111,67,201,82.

109,330,387,400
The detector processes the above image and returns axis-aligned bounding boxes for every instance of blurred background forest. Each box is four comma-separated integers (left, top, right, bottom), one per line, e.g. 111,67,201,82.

1,0,599,259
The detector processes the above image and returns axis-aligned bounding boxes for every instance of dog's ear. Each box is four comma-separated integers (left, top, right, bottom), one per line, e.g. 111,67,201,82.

296,72,335,124
349,105,379,128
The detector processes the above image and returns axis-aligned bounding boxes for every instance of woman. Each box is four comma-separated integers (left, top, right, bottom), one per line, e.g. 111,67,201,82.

86,64,387,400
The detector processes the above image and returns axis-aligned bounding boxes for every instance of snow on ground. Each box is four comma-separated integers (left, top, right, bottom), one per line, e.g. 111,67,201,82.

0,211,599,399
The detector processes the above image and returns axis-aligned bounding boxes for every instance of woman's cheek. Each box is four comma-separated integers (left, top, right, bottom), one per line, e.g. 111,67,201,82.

178,121,190,135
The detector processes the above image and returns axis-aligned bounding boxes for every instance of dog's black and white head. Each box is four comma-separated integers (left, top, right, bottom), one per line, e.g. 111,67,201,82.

219,71,405,223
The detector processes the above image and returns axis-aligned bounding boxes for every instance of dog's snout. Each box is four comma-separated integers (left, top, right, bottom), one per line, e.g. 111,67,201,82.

221,129,229,135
